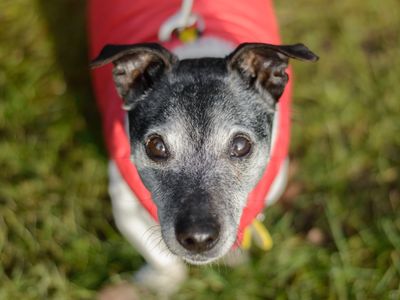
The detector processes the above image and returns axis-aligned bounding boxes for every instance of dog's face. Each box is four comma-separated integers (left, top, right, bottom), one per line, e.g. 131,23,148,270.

91,43,318,264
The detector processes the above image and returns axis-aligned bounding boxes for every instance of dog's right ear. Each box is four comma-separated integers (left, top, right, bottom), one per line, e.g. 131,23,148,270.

227,43,318,103
90,43,178,110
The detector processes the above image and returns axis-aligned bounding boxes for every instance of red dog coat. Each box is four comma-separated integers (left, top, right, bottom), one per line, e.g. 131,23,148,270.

88,0,292,244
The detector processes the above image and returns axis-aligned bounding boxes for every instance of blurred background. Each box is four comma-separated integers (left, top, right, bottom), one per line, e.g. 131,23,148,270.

0,0,399,299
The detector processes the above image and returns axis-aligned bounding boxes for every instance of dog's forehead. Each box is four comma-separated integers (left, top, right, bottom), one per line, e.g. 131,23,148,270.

173,57,228,77
129,58,273,140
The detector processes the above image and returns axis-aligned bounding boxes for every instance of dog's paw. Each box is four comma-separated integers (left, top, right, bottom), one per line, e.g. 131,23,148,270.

133,262,187,296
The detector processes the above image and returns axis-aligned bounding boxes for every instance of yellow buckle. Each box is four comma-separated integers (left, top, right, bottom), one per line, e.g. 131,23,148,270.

176,26,200,43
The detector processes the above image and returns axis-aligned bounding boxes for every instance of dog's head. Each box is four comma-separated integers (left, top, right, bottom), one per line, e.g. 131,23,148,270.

91,43,318,264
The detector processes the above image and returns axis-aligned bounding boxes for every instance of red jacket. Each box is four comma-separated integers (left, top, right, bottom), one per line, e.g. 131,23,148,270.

88,0,292,243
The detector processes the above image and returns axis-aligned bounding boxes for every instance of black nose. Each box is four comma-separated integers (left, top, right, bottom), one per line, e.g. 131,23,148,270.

175,219,220,253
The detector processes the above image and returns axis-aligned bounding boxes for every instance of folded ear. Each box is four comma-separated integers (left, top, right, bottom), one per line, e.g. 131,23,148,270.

227,43,318,102
90,43,178,110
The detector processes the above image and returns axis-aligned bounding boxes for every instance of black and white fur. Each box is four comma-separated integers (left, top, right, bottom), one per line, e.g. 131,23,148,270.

91,37,318,293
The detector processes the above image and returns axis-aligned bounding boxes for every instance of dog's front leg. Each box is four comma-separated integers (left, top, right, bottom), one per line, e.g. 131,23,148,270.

108,161,187,295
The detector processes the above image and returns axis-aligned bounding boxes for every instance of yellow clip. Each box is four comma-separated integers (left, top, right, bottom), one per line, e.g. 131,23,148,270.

241,219,273,251
177,27,199,43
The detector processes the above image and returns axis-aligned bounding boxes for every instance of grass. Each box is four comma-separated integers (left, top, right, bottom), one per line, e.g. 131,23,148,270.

0,0,399,299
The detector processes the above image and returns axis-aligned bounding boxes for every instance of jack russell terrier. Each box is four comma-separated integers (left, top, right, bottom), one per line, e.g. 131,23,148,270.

89,0,318,294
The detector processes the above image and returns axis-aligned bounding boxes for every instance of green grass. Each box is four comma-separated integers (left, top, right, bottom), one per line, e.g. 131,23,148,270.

0,0,399,299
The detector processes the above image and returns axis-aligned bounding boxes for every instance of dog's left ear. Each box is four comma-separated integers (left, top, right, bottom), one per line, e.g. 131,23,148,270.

227,43,318,102
90,43,178,110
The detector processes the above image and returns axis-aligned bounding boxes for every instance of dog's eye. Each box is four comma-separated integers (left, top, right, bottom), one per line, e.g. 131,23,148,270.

145,135,169,161
230,135,252,158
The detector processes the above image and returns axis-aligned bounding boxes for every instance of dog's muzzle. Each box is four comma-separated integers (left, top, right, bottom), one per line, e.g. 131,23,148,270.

173,198,221,254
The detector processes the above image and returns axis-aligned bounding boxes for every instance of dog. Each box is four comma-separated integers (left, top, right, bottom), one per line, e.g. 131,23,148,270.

89,0,318,294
